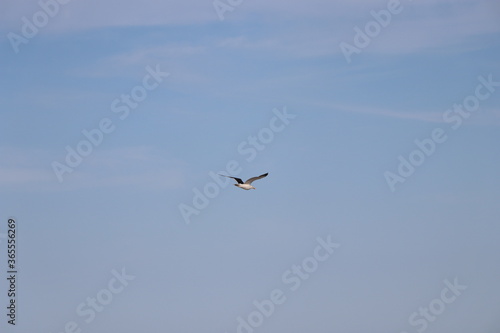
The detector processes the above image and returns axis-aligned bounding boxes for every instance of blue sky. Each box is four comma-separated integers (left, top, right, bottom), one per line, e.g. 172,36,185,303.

1,0,500,332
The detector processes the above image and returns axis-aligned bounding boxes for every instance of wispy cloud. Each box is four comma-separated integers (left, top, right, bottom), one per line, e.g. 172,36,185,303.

0,0,215,33
69,44,206,78
315,103,500,126
323,102,446,123
362,0,500,55
0,167,53,184
216,0,500,57
0,146,186,192
3,0,498,45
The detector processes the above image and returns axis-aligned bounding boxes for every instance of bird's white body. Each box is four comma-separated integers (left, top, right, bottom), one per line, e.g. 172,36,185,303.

235,184,255,190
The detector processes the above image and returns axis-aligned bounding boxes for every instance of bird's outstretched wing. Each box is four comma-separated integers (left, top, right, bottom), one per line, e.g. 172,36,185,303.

219,174,244,184
245,173,269,184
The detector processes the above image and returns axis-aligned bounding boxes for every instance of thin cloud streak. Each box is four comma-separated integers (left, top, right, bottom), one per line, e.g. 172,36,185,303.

0,146,186,192
317,103,500,126
319,102,447,123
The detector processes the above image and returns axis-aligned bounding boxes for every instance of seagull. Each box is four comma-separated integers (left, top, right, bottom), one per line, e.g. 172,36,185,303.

219,173,269,190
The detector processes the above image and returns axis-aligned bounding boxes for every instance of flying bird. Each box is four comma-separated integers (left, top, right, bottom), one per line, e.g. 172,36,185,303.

219,173,269,190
